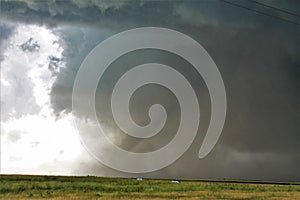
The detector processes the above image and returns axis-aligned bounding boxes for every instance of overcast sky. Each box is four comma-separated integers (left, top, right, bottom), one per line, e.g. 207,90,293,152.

0,0,299,182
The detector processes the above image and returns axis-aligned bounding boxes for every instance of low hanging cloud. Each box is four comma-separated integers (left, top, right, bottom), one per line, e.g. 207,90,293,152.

0,0,299,181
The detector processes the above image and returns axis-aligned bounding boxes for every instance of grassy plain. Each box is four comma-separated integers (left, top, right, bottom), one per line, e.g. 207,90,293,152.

1,175,299,199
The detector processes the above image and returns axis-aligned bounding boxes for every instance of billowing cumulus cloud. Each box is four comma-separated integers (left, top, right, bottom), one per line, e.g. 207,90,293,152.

0,24,86,175
0,0,299,181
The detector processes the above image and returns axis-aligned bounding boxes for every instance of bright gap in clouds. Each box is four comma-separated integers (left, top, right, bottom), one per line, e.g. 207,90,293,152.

1,24,84,175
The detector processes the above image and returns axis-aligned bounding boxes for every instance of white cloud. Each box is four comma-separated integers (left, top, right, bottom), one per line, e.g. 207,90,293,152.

1,24,85,175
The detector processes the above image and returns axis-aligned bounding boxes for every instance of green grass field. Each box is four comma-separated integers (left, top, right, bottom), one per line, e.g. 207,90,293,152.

1,175,299,199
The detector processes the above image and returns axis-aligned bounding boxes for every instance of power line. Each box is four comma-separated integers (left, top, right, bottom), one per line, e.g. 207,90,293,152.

221,0,300,26
247,0,300,18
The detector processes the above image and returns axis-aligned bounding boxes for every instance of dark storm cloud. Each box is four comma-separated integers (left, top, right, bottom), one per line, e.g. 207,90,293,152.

0,0,176,28
0,24,15,67
1,0,299,181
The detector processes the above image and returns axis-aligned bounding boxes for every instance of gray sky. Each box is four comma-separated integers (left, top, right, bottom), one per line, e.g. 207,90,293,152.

0,0,299,181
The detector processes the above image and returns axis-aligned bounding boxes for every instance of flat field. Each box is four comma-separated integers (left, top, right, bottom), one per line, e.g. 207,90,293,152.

0,175,299,199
